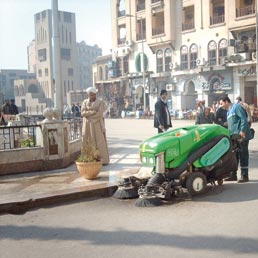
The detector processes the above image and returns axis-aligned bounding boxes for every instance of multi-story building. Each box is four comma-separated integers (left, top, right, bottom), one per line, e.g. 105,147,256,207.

32,9,78,106
105,0,257,113
77,41,102,90
0,69,36,105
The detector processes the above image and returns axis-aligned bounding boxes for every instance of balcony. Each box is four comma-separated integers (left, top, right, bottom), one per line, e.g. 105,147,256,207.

182,21,194,31
210,15,225,25
236,5,255,18
152,27,164,36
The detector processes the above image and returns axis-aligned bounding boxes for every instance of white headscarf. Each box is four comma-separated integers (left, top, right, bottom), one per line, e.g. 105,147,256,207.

86,87,98,94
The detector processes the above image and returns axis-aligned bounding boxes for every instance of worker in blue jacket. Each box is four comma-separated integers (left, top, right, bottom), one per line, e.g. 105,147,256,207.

219,96,252,183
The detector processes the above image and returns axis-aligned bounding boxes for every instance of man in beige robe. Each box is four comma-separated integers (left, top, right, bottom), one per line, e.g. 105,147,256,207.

81,87,110,165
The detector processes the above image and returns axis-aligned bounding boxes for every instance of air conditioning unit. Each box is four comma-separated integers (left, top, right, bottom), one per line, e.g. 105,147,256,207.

252,52,256,61
196,58,205,66
125,40,134,47
169,62,178,70
118,47,131,56
229,54,242,62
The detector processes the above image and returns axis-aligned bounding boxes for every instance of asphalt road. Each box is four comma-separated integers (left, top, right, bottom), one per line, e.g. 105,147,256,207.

1,118,258,258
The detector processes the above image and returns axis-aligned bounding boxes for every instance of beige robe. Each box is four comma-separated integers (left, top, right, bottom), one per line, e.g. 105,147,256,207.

81,98,110,164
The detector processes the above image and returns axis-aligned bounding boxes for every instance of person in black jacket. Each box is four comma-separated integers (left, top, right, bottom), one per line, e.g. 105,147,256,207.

154,89,172,133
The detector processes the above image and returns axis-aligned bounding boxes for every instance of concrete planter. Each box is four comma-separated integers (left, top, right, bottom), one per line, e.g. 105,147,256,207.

76,161,102,180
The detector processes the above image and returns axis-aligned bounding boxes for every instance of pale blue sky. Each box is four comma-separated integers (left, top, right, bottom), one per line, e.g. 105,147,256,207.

0,0,112,69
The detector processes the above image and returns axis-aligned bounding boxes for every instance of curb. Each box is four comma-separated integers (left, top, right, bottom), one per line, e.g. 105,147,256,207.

0,185,118,215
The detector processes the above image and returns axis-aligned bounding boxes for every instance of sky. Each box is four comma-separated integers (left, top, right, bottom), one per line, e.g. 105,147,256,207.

0,0,112,69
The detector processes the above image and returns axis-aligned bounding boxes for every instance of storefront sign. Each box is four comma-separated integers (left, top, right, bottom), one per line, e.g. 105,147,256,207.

237,65,256,76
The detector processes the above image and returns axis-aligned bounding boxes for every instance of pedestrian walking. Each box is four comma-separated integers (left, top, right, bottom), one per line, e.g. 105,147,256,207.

219,96,252,183
154,89,172,133
81,87,109,165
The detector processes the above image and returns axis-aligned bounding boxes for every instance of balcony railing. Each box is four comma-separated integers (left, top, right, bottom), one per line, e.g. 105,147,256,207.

210,15,225,25
152,27,164,36
182,21,194,31
236,5,255,18
118,37,126,45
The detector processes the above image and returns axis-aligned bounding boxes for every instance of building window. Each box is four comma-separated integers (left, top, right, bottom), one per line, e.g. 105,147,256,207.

208,41,217,65
63,12,72,23
152,11,165,36
61,48,71,60
38,48,47,62
123,56,129,74
156,49,163,73
210,0,225,25
218,39,227,65
117,57,122,76
99,67,103,80
182,5,194,31
164,48,172,72
118,24,126,45
180,46,188,70
45,68,49,76
136,0,145,12
105,65,109,79
38,69,42,77
190,44,198,69
68,68,73,76
118,0,126,17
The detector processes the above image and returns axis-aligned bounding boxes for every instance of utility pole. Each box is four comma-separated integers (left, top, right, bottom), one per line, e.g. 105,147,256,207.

140,17,146,111
52,0,63,117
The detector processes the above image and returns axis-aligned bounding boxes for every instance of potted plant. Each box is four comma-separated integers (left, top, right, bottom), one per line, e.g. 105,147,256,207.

75,139,102,180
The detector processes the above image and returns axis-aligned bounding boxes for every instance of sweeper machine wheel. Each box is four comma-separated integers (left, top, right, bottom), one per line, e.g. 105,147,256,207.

186,172,207,196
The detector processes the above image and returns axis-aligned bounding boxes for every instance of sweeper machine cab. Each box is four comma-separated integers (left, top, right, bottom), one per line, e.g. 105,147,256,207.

113,124,240,207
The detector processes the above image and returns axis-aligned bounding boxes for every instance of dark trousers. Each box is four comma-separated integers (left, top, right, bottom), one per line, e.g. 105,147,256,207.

232,140,249,178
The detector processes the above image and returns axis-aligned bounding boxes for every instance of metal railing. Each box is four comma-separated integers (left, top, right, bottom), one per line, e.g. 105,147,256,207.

67,118,82,141
0,125,41,150
236,5,255,18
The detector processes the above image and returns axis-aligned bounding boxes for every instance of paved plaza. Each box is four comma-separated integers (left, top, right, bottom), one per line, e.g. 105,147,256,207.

0,118,257,214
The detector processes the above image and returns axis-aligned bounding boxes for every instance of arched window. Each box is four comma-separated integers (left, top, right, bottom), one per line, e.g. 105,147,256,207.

208,40,217,65
156,49,163,73
135,53,148,72
99,66,103,80
218,39,227,65
190,44,198,69
28,84,38,93
180,45,188,70
164,48,172,72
